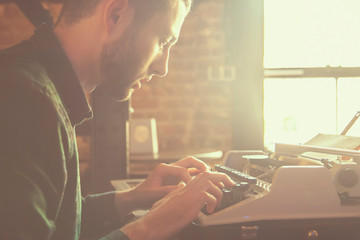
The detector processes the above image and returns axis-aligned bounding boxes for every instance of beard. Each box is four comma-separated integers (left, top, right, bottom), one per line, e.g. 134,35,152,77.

98,27,141,102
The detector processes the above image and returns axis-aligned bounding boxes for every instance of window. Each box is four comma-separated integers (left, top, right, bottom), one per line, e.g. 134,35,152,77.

264,0,360,149
264,0,360,68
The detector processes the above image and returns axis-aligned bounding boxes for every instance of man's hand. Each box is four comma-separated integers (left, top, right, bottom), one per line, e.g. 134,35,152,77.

121,171,235,240
129,156,210,209
114,156,210,215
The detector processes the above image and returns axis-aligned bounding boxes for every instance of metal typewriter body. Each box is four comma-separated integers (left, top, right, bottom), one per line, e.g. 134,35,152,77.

196,144,360,227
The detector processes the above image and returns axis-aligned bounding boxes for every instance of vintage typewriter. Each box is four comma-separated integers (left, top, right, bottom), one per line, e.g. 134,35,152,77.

112,133,360,239
179,135,360,240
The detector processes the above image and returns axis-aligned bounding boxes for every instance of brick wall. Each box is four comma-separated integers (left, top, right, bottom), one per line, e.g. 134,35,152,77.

131,0,234,152
0,3,61,49
0,0,234,155
0,3,33,49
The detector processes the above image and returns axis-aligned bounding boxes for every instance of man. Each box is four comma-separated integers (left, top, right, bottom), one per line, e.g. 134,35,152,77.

0,0,234,239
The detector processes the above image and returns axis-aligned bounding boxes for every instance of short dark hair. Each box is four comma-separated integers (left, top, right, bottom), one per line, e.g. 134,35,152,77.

60,0,192,26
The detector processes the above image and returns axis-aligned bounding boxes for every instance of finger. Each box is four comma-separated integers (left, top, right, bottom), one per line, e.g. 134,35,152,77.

217,181,225,189
204,192,217,214
188,168,203,176
205,182,224,208
198,171,235,187
173,156,210,172
177,181,187,188
154,163,192,184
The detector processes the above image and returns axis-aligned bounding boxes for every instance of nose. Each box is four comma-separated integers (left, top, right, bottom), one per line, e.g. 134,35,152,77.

151,48,170,78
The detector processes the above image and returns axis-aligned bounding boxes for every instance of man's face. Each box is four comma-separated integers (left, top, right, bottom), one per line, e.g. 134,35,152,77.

98,1,188,101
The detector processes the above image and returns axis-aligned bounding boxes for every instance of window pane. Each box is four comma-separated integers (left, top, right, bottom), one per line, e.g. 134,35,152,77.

338,78,360,136
264,0,360,68
264,78,336,149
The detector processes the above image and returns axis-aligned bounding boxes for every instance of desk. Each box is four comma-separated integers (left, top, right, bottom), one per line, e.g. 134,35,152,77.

129,150,223,177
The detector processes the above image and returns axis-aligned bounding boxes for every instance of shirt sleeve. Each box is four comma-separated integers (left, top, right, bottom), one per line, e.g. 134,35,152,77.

81,192,126,239
99,230,130,240
0,66,68,239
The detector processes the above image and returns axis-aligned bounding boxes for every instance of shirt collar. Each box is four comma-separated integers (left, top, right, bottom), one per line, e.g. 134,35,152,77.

31,23,93,126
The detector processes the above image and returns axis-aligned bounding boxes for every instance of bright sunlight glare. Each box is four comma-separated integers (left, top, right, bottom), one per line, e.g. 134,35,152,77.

264,0,360,68
264,0,360,149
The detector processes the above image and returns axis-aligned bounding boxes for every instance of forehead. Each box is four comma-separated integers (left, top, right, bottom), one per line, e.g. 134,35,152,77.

137,1,188,40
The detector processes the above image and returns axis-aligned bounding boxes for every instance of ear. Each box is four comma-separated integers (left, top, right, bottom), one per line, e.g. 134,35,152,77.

103,0,129,34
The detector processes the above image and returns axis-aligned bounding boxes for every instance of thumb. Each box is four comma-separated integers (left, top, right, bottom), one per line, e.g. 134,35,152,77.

159,182,186,199
166,181,186,196
149,182,186,205
149,185,179,199
150,182,187,210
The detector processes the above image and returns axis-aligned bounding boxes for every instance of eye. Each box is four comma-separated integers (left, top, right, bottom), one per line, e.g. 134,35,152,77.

159,40,170,50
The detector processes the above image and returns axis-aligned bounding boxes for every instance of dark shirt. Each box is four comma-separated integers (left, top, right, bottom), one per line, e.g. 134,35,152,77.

0,24,129,240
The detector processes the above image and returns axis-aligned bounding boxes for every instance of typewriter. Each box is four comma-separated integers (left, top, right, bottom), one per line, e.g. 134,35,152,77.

179,135,360,240
112,133,360,239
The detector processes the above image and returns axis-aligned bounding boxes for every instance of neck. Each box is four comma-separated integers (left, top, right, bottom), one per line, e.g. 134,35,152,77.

53,18,103,94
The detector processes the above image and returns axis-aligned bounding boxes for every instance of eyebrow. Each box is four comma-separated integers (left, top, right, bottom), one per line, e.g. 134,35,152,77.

158,23,178,45
161,34,177,46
